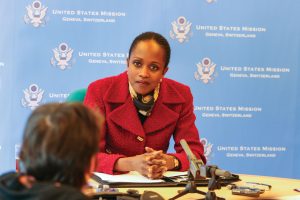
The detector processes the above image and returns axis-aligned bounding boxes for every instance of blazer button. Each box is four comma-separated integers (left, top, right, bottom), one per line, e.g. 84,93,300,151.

106,149,112,154
136,136,144,142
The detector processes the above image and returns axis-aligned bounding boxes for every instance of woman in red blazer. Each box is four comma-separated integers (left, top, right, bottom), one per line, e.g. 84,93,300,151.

84,32,206,179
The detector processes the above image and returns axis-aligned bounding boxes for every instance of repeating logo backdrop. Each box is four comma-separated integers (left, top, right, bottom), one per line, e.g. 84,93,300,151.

1,0,300,179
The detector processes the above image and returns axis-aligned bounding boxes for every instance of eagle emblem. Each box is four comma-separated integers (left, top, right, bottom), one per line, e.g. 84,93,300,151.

201,138,213,161
51,43,74,70
195,58,217,84
170,16,192,43
24,1,48,27
206,0,216,3
21,84,44,110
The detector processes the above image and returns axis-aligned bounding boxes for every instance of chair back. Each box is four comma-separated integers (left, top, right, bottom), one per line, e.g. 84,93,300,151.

66,88,87,102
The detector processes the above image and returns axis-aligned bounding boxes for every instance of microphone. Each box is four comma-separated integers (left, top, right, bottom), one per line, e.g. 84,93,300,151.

180,139,231,178
214,168,231,178
180,139,204,180
180,139,204,165
204,165,232,178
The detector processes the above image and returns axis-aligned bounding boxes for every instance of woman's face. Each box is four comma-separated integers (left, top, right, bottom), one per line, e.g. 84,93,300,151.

127,40,168,95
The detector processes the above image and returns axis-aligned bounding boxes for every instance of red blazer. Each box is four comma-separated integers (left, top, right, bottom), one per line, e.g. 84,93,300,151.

84,72,206,174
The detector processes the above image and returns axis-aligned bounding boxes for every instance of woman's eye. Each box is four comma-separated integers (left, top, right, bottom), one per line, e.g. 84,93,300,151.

150,65,159,71
133,61,142,67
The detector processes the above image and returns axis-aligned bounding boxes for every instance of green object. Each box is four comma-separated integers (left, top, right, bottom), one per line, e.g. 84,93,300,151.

66,88,87,102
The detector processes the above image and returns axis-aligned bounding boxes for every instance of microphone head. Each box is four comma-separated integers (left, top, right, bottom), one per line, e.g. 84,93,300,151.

223,170,232,178
215,169,232,178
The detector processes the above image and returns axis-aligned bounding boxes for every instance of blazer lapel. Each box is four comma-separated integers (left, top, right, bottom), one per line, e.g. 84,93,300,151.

144,79,185,134
104,72,145,137
109,97,145,137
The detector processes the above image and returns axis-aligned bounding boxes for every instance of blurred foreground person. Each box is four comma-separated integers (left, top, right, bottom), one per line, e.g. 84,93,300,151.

0,103,103,200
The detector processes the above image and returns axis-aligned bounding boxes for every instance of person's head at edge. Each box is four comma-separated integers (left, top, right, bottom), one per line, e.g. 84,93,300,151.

127,31,170,96
19,102,103,189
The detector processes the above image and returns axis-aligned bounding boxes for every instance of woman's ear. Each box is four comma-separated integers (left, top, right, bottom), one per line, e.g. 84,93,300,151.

163,67,169,75
126,58,129,68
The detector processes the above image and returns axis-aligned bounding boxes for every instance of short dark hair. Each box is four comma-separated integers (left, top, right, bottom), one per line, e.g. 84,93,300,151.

19,103,103,188
128,31,171,68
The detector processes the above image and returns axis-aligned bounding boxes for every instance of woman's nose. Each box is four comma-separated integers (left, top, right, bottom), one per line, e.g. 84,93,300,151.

139,66,150,77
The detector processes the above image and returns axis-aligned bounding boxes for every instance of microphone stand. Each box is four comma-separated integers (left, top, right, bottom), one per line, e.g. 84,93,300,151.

204,165,225,200
169,139,227,200
169,170,207,200
169,166,225,200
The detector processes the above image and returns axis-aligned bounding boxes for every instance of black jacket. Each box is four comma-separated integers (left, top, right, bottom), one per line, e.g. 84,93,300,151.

0,172,89,200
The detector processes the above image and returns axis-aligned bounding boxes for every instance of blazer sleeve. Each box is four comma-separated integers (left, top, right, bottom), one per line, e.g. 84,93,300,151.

168,87,206,171
84,82,126,174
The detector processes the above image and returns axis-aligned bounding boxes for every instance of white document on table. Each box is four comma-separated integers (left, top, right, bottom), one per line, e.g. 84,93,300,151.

93,171,187,183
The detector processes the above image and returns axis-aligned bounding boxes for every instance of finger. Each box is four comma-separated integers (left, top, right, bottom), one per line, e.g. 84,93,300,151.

147,158,166,166
147,165,167,179
145,153,161,162
143,154,158,164
147,151,164,160
152,150,164,158
145,146,155,153
152,173,164,179
145,155,152,163
147,165,155,179
153,165,168,174
151,171,163,179
145,154,162,164
138,163,152,178
145,147,164,157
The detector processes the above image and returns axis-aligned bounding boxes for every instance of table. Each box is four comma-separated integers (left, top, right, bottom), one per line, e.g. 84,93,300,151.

114,174,300,199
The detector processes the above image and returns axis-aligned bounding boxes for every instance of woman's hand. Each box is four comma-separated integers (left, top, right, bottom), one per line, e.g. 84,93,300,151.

129,149,166,179
145,147,178,170
114,147,179,179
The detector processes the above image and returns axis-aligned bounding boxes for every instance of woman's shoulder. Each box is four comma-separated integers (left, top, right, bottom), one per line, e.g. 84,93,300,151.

163,77,191,92
161,78,193,103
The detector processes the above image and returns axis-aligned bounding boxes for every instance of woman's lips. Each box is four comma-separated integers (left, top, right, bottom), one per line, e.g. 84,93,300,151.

136,80,149,86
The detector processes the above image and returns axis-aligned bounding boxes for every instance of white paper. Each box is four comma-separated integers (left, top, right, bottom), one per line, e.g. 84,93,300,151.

94,171,164,183
93,171,188,183
163,171,187,177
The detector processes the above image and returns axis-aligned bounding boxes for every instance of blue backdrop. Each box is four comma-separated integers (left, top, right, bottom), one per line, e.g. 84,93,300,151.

1,0,300,179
